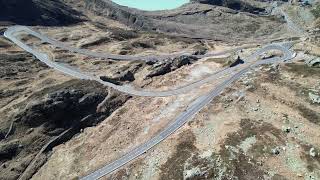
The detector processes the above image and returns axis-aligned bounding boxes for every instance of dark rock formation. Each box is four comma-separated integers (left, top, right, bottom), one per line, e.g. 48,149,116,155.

191,0,265,13
14,80,129,132
229,56,244,67
147,55,198,78
0,140,20,161
18,89,105,128
100,70,135,85
0,53,47,80
100,62,143,84
0,0,83,26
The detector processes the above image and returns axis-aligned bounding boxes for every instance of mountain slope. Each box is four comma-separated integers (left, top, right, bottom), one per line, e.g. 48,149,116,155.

0,0,83,26
83,0,286,41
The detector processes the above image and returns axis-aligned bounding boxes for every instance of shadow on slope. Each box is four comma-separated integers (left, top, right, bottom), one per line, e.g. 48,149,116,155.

0,0,83,26
191,0,265,14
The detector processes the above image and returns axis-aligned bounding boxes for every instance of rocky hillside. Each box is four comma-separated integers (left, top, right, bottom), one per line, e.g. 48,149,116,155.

0,36,131,180
1,0,319,179
83,0,286,41
0,0,83,26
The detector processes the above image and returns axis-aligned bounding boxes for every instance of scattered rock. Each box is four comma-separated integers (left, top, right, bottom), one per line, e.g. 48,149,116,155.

309,92,320,104
309,147,317,157
230,56,244,67
26,128,34,134
305,58,320,68
282,126,291,133
271,147,281,155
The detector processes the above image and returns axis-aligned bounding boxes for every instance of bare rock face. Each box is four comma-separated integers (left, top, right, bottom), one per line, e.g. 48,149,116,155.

18,89,105,128
100,70,135,85
147,55,198,78
100,62,143,84
13,80,129,133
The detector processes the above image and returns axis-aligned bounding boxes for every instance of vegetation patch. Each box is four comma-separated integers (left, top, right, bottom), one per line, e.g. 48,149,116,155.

311,5,320,18
296,105,320,125
284,63,320,77
159,130,197,180
161,119,287,179
0,37,12,48
131,40,155,49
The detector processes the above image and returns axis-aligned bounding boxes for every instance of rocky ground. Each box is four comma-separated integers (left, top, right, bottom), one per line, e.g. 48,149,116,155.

0,0,319,180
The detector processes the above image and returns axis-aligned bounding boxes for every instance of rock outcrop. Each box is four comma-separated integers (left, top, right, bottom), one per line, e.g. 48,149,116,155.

0,80,129,180
147,55,198,78
306,58,320,67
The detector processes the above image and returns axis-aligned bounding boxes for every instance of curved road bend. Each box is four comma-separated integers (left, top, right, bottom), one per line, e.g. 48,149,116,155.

81,45,295,180
4,26,260,97
5,26,250,62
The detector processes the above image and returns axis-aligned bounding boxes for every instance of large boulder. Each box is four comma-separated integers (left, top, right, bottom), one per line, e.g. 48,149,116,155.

305,58,320,68
100,70,135,85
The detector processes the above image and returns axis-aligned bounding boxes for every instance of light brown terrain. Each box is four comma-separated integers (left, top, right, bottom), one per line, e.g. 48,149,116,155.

0,0,319,180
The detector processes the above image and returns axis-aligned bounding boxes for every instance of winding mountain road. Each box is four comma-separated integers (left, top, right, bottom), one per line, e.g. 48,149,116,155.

4,26,254,97
4,25,296,180
80,44,295,180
